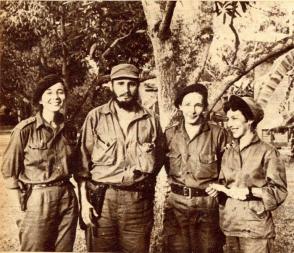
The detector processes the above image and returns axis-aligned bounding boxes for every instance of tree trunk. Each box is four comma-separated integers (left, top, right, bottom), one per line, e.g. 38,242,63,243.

142,0,214,129
142,2,214,252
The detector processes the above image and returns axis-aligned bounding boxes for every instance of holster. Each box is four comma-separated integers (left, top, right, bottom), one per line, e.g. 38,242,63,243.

85,181,108,218
18,181,32,211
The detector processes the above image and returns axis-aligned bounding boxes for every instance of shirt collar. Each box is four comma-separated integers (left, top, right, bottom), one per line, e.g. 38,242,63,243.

231,132,260,151
178,115,210,139
36,111,45,129
35,111,65,131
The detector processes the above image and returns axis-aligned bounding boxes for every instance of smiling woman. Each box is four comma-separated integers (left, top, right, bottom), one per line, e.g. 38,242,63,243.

39,83,66,113
207,95,288,253
1,74,78,252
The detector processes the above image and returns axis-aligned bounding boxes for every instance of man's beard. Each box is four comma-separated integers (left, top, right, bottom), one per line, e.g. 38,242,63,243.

113,93,139,111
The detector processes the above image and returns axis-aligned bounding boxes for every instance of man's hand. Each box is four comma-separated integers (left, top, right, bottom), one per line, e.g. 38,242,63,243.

79,181,98,228
80,199,97,227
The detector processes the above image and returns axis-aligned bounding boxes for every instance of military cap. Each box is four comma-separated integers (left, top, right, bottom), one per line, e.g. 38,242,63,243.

110,63,139,80
224,95,264,124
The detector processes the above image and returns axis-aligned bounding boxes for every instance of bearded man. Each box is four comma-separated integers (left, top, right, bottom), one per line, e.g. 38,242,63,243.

76,63,164,252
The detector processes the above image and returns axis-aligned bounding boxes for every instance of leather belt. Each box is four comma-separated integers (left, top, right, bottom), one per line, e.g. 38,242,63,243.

110,182,154,192
90,180,155,192
171,183,208,198
32,179,70,189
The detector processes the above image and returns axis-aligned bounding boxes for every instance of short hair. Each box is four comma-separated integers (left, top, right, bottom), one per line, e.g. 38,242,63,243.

175,83,208,109
223,95,263,130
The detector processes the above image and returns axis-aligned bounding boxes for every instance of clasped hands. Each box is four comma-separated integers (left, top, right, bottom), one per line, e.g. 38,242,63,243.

206,183,249,200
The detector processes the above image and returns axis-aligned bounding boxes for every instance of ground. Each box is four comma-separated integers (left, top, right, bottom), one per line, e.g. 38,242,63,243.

0,132,293,252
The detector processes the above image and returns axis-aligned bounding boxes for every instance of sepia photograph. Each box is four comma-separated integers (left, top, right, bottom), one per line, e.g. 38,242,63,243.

0,1,293,252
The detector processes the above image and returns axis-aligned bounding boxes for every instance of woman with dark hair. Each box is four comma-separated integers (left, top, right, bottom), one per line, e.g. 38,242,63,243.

206,95,287,253
1,74,78,251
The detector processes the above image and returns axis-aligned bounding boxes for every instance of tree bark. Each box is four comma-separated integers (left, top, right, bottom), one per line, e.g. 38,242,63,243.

142,0,214,128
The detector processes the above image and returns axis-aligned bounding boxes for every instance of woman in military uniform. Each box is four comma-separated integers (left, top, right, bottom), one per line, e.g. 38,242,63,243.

1,74,78,251
207,95,287,253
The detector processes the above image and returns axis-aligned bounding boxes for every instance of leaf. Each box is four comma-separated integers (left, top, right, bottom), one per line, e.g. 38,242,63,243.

240,2,251,13
235,10,241,17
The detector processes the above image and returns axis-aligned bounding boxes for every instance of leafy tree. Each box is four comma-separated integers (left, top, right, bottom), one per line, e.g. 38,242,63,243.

0,2,293,252
0,1,152,126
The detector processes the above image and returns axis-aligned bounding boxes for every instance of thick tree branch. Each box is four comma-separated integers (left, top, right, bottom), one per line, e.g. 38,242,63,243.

208,39,294,114
158,1,177,41
229,17,240,64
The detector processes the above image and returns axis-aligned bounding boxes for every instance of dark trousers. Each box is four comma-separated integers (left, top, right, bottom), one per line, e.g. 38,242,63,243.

163,192,224,253
18,184,78,251
224,236,273,253
85,187,154,253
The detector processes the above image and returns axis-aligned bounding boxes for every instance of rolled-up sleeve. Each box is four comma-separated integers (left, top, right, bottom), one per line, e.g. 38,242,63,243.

1,128,25,189
75,112,96,181
261,148,287,211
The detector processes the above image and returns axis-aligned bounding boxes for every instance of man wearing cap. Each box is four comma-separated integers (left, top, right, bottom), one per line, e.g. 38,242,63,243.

207,95,287,253
1,74,78,251
163,83,228,253
77,63,164,252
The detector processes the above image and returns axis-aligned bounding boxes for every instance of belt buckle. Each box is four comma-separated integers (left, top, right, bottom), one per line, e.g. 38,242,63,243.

183,186,192,198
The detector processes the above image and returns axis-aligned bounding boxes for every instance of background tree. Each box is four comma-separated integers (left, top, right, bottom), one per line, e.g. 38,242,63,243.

0,1,293,252
0,1,151,126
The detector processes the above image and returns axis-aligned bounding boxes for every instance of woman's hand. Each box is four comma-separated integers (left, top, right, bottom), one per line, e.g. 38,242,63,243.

205,185,219,198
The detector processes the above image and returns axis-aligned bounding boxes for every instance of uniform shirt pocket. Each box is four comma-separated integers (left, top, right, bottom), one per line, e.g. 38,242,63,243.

92,135,117,166
25,141,48,167
194,153,218,179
